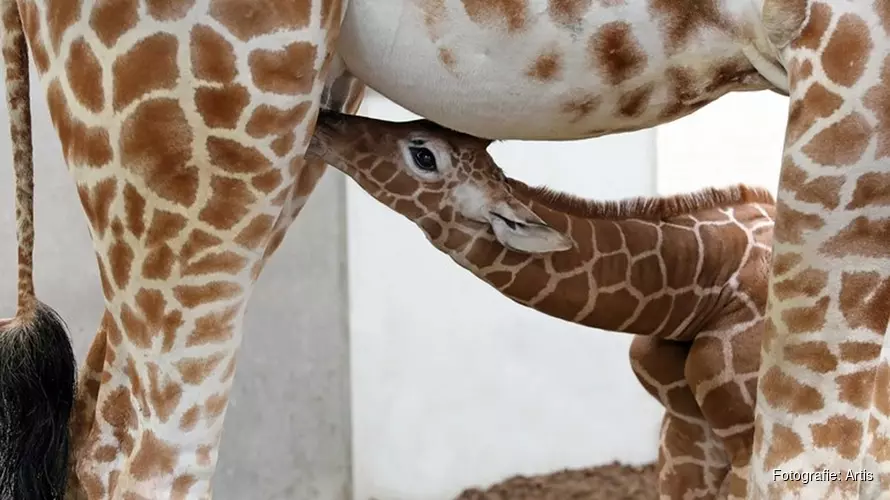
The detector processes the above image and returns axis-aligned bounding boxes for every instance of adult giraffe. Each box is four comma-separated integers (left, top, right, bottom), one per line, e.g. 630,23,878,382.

0,1,883,500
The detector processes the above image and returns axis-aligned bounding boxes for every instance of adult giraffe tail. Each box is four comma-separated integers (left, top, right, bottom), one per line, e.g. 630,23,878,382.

0,0,76,498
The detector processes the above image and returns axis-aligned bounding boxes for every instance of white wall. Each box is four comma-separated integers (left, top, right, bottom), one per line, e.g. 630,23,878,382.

346,90,790,500
348,95,662,500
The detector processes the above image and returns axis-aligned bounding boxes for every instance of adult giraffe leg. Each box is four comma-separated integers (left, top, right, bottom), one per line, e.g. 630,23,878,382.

629,336,730,499
11,0,352,497
751,0,890,497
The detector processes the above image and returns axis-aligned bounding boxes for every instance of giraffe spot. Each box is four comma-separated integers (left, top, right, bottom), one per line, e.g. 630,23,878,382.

122,184,146,238
183,251,247,276
186,305,240,348
630,255,664,295
210,0,311,41
623,221,658,255
785,83,843,147
773,200,825,245
442,227,475,253
181,229,223,263
864,55,890,160
235,214,276,249
657,291,700,338
146,363,183,423
93,445,118,463
534,272,590,321
588,21,646,85
88,0,138,47
837,271,890,333
731,323,763,374
581,288,640,330
176,354,226,385
220,357,237,383
461,0,528,32
592,253,629,288
764,423,804,470
736,246,771,307
191,25,236,83
107,241,134,290
207,137,271,174
198,176,256,230
146,0,196,20
245,102,311,138
204,393,229,421
823,217,890,258
773,267,828,300
418,0,446,39
781,296,829,334
697,222,747,287
795,175,845,210
811,416,863,459
560,92,601,123
66,38,104,113
659,225,698,289
821,14,872,87
76,178,117,239
174,282,242,308
100,386,137,455
179,405,201,431
130,430,178,480
46,0,81,53
249,42,318,95
419,218,445,243
120,303,152,348
617,83,654,117
145,210,188,247
252,169,284,193
270,133,296,157
773,252,802,276
438,47,457,72
839,341,882,363
548,0,592,26
759,366,824,413
783,341,837,373
113,33,180,111
699,381,751,428
625,294,673,334
526,50,562,81
875,361,890,417
792,2,832,50
484,270,513,289
120,99,198,206
837,368,877,409
46,81,113,168
648,0,726,53
846,172,890,210
803,112,872,166
196,445,214,466
194,84,250,129
19,0,49,73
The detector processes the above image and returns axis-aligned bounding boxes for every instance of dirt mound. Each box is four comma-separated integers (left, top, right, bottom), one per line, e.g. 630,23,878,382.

453,461,657,500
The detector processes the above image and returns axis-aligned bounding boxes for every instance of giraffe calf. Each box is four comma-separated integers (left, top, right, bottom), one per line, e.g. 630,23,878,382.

308,109,776,499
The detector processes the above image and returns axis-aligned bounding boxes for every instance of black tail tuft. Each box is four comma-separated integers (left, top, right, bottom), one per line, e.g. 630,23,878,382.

0,302,76,500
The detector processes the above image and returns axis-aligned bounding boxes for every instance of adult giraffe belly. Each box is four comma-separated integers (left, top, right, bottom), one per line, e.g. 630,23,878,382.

337,0,775,140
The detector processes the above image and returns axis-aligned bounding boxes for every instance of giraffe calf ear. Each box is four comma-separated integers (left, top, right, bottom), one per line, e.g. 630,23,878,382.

489,216,573,254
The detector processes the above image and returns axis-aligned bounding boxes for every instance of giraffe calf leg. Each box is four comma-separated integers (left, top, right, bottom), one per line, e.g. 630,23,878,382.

629,336,729,499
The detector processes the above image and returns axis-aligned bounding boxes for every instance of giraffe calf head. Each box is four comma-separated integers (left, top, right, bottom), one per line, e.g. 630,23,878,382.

309,109,572,254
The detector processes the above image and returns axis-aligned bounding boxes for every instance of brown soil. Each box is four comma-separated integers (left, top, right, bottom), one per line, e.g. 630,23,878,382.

453,461,657,500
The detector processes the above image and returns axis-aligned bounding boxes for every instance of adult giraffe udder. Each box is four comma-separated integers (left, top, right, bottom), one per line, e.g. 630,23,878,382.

337,0,786,140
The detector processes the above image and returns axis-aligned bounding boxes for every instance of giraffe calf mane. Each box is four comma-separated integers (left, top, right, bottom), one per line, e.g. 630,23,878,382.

506,180,776,220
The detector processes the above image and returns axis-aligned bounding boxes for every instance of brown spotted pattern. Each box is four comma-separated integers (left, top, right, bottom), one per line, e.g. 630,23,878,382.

310,111,777,499
0,0,363,498
750,0,890,497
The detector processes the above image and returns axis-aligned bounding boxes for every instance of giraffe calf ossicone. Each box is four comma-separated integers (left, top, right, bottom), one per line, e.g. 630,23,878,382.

308,109,776,499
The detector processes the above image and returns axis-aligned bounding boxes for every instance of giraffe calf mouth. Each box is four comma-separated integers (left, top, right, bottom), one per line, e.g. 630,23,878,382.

489,211,522,230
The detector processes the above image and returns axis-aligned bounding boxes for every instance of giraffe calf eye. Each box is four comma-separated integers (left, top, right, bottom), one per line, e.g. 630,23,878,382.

409,147,437,172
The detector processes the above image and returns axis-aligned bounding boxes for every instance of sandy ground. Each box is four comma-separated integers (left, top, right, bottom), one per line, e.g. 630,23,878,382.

453,461,657,500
